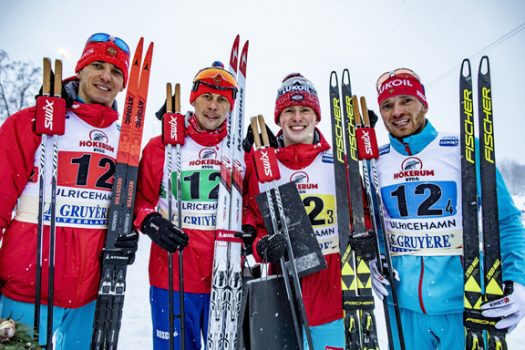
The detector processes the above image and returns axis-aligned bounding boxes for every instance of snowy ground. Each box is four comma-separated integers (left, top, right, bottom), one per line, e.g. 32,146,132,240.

120,196,525,349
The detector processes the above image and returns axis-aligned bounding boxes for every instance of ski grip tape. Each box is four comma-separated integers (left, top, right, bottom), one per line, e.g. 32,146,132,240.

35,96,66,135
162,113,185,145
356,127,379,160
253,147,281,183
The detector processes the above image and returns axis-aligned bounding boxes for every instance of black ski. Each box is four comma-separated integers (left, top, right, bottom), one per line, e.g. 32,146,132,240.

329,70,379,350
461,56,507,350
91,38,154,350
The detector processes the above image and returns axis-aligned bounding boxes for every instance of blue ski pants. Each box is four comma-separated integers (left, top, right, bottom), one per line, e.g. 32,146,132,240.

0,295,95,349
150,286,210,350
388,305,464,350
303,318,345,350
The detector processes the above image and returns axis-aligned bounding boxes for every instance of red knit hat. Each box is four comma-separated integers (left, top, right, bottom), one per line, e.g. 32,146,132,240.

189,61,238,111
274,73,321,124
75,33,130,87
377,72,428,108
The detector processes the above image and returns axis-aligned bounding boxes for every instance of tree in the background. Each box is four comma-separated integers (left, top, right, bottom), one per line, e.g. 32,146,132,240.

0,50,41,123
500,158,525,195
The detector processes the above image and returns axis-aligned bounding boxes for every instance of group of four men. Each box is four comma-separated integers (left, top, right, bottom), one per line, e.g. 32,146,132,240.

0,32,524,350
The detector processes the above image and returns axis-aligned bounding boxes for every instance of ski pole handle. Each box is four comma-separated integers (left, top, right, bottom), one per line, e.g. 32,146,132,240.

35,58,66,136
258,114,271,147
162,82,185,145
53,60,62,97
166,83,173,113
250,116,262,149
175,83,181,113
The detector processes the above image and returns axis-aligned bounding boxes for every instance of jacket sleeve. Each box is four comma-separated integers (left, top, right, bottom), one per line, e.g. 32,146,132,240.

0,107,41,236
496,167,525,286
242,150,268,262
133,136,165,231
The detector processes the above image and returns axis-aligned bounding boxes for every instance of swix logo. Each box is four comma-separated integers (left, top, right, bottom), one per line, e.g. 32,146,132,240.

168,115,179,141
190,148,220,166
79,130,114,152
394,157,434,179
290,171,318,190
43,99,55,130
259,149,274,177
359,128,373,156
378,78,413,95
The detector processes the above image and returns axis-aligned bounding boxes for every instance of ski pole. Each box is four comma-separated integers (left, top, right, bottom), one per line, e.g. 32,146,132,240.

163,82,186,350
252,114,315,350
34,57,66,349
354,96,406,350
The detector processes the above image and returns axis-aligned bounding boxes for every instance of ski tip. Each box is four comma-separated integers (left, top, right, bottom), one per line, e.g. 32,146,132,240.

239,41,249,75
342,69,351,86
460,59,471,78
479,56,490,76
230,37,241,72
329,71,338,88
132,38,145,67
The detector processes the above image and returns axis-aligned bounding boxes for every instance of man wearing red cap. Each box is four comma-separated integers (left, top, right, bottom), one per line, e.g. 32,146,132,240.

243,73,345,349
133,61,238,350
0,33,138,349
372,69,525,349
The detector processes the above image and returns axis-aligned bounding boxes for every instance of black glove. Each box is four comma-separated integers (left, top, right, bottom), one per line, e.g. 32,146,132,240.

235,225,257,255
256,234,286,263
242,122,278,152
142,213,189,253
368,109,379,128
115,230,140,265
155,99,168,121
348,230,376,261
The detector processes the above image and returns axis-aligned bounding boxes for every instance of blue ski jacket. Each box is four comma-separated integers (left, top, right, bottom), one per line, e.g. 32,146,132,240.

378,120,525,314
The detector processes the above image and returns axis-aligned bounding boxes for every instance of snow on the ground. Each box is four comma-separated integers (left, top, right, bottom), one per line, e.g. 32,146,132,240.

120,197,525,349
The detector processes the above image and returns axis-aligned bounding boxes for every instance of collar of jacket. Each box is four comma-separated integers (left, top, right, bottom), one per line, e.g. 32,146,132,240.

275,128,330,170
388,119,438,156
185,114,227,146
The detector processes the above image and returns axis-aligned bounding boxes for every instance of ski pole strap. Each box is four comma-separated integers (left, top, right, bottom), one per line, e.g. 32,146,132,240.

352,96,379,160
250,115,281,183
162,83,185,145
35,58,66,135
216,229,243,243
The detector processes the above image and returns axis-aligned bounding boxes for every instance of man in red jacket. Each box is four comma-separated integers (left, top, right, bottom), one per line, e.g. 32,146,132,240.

0,33,140,349
133,61,237,350
243,73,344,349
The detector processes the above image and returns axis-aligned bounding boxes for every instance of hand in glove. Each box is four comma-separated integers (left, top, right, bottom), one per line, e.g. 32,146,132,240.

370,255,400,300
115,230,140,265
256,234,286,263
242,122,278,152
481,282,525,333
235,225,257,255
142,213,189,253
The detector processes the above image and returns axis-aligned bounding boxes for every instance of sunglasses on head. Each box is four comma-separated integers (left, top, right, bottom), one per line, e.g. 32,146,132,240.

193,67,238,88
87,33,130,54
376,68,421,91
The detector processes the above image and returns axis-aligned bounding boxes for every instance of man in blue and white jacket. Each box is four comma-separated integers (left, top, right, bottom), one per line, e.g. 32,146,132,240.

371,68,525,350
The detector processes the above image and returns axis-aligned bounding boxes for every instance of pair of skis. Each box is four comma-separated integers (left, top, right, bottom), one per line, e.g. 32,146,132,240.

162,82,186,349
461,56,507,350
329,69,405,350
34,57,66,350
91,38,154,350
206,35,248,350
